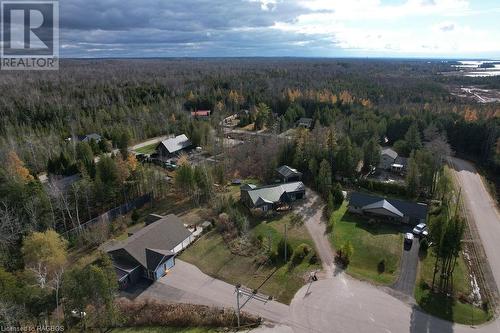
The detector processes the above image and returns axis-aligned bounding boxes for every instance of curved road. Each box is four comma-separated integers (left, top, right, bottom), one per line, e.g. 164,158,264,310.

139,158,500,333
284,158,500,333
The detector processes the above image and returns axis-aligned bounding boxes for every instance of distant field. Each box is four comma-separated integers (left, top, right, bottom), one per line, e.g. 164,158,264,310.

134,143,158,155
180,213,320,304
329,203,403,285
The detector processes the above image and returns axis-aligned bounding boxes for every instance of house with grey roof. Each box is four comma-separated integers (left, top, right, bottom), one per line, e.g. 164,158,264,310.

156,134,192,158
297,117,313,129
78,133,102,143
348,192,428,225
240,181,306,212
276,165,302,183
378,147,408,172
107,214,193,289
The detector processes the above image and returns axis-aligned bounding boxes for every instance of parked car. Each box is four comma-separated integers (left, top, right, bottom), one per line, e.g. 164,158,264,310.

404,232,414,244
412,223,428,237
71,310,86,318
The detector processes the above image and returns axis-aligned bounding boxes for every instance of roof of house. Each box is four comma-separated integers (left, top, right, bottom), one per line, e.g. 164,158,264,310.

349,192,428,221
395,156,408,167
362,199,404,218
297,117,313,127
78,133,102,142
243,181,305,207
191,110,211,117
381,147,398,160
276,165,302,179
107,214,191,270
158,134,192,154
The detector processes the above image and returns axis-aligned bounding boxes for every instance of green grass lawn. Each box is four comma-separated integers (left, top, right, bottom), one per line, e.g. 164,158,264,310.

180,213,321,304
414,245,492,324
109,327,217,333
134,143,158,155
329,203,403,285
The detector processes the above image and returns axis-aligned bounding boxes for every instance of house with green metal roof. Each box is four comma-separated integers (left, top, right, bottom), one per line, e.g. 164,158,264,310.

240,181,306,212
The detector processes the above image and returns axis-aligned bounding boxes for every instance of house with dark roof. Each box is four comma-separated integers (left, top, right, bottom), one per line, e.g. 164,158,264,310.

240,182,305,212
155,134,192,159
379,147,408,172
107,214,193,289
348,192,428,225
297,117,313,129
78,133,102,143
276,165,302,183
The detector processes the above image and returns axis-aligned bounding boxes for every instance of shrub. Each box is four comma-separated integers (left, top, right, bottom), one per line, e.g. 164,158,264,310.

377,258,386,273
335,241,354,267
308,251,318,265
277,238,293,263
359,179,407,197
419,280,430,291
291,243,311,266
131,209,140,223
419,238,429,254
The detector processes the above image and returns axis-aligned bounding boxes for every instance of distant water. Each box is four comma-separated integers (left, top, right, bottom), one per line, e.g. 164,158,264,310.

452,60,500,77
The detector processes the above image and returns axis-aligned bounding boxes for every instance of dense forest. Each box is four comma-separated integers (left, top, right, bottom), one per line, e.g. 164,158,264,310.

0,58,499,327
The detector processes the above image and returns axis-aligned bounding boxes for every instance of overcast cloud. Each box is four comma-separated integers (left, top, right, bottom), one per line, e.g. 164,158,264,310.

59,0,500,58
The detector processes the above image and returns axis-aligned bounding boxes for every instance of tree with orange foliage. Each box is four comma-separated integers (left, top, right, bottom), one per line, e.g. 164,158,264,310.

6,151,33,182
126,154,138,172
464,106,478,122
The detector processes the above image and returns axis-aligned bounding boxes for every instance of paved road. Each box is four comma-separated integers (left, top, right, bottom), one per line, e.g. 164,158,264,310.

137,260,290,326
392,238,420,298
135,162,500,333
449,157,500,295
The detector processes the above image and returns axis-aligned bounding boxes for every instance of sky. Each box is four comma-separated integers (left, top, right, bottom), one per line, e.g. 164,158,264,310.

60,0,500,58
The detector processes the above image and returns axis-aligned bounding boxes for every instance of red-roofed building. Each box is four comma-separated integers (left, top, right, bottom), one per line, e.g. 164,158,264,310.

191,110,211,119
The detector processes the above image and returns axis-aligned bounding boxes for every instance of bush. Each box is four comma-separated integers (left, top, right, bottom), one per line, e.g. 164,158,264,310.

335,241,354,267
290,243,311,267
359,179,407,197
277,238,293,263
308,251,318,265
420,238,429,254
377,258,386,273
131,209,140,223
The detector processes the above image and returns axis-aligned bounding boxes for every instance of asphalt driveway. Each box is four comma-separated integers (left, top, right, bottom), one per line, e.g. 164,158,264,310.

392,237,420,298
136,260,290,325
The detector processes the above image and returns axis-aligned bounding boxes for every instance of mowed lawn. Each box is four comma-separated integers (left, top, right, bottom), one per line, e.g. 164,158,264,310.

134,143,158,155
329,203,403,285
180,213,321,304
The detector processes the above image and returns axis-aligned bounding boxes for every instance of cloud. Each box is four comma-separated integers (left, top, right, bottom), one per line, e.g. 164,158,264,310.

59,0,500,57
436,21,456,32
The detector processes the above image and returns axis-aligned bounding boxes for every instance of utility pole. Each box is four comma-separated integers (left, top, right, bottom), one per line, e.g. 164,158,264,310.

234,284,271,328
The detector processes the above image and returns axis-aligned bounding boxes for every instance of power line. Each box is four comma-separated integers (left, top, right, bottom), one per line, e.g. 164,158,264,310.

234,284,271,328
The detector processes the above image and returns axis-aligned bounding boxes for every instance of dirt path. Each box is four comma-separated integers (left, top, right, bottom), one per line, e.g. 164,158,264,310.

294,189,335,276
